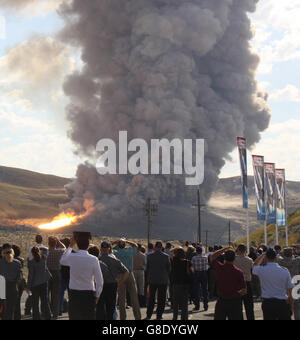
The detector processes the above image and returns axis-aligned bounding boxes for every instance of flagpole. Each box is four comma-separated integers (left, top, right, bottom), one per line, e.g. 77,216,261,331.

264,163,267,246
285,180,288,247
246,208,250,254
264,220,267,246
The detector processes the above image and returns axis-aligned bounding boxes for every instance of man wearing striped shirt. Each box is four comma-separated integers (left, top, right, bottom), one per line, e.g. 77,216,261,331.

191,247,209,311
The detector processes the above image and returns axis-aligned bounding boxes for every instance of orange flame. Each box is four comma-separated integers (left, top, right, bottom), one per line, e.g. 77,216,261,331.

38,213,80,231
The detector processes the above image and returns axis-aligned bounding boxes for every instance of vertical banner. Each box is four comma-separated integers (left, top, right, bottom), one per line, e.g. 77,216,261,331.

264,163,276,225
237,137,248,209
252,155,266,221
276,169,287,227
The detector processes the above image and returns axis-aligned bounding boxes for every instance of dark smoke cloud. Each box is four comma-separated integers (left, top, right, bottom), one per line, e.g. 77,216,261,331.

59,0,270,222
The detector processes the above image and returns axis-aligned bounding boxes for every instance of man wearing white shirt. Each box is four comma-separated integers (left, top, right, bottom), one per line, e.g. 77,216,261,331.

60,233,103,320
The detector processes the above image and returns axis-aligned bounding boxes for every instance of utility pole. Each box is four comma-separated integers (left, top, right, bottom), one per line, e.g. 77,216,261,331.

144,198,158,246
204,230,209,252
192,189,206,244
228,220,231,245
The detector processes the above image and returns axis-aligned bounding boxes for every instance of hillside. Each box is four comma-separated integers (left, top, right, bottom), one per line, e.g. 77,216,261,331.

238,209,300,247
0,166,300,244
0,166,70,224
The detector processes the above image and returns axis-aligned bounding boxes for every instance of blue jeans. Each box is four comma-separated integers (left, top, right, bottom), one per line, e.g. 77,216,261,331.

193,271,208,309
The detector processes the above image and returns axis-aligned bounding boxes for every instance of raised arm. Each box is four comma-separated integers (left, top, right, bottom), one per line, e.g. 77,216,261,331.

60,237,76,266
253,253,266,267
210,246,232,264
126,240,138,248
55,237,66,250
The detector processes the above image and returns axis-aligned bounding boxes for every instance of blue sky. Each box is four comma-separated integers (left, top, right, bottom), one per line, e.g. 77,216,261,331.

0,0,300,180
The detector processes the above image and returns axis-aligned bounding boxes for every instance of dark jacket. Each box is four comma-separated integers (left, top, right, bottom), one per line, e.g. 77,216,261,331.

27,255,51,289
146,251,171,285
0,258,22,283
171,258,193,285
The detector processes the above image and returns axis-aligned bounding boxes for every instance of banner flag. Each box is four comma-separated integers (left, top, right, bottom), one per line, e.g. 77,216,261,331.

276,169,287,227
252,155,266,221
264,163,276,224
237,137,248,209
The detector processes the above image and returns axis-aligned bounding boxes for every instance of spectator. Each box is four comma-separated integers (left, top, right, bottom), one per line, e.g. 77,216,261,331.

164,243,172,256
234,244,255,320
253,248,294,320
248,247,258,261
0,274,5,320
191,246,209,311
60,232,103,320
186,246,196,261
171,247,192,320
133,244,147,307
12,244,26,320
96,241,129,320
274,245,282,257
112,238,141,320
28,235,48,261
27,246,52,320
59,237,73,315
145,241,171,320
47,237,66,319
146,243,154,256
278,247,300,320
0,244,23,320
210,247,247,320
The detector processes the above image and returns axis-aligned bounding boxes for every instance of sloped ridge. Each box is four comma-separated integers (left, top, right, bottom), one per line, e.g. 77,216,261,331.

0,166,70,189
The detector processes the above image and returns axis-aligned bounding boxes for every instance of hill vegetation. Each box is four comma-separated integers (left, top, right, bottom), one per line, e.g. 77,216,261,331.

0,166,70,224
238,209,300,247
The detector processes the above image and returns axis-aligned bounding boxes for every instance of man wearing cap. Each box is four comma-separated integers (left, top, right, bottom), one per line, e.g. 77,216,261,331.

112,238,141,320
60,232,103,320
145,241,171,320
98,241,129,320
253,248,294,320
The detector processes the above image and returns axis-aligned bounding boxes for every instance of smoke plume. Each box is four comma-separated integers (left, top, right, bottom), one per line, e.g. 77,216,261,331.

59,0,270,224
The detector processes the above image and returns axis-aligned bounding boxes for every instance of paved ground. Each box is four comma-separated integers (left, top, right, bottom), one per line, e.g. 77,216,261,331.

21,300,265,321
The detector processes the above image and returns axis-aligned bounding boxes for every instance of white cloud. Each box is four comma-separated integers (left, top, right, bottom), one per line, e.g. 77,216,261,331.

0,36,74,89
0,36,77,129
0,0,70,16
0,89,82,178
269,84,300,102
220,119,300,181
0,133,81,178
252,0,300,74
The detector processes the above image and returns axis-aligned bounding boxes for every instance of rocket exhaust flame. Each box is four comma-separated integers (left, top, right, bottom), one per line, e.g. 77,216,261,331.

38,213,84,231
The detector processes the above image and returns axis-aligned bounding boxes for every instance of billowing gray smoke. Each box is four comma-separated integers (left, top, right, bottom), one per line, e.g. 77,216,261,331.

59,0,270,223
